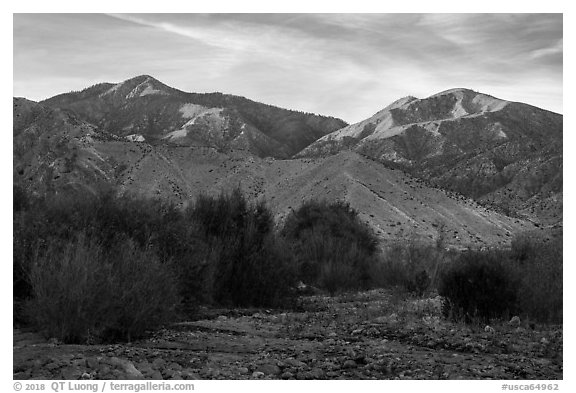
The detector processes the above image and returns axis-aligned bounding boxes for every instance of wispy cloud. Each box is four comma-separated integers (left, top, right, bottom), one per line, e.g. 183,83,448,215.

13,13,563,122
530,38,563,59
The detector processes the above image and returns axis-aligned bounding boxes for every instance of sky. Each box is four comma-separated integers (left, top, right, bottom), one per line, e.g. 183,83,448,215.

13,13,563,123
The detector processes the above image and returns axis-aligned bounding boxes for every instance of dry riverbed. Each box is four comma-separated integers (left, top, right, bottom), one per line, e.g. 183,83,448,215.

13,289,562,380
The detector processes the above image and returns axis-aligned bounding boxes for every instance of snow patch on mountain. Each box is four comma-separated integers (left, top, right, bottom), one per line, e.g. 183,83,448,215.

471,94,508,112
126,134,145,142
164,108,226,141
125,77,169,99
163,128,189,140
490,122,508,139
139,85,168,97
101,82,124,96
422,122,441,137
179,103,209,119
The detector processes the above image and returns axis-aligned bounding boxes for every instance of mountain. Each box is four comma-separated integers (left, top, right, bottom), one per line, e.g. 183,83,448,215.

14,84,560,248
13,97,119,195
13,97,540,249
41,75,347,158
297,88,562,225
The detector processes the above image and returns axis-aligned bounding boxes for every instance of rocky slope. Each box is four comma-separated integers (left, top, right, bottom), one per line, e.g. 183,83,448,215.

41,75,347,158
13,97,118,195
297,89,562,225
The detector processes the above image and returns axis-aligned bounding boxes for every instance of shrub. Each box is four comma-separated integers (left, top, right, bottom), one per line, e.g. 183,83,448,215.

188,189,296,307
371,243,448,296
438,251,520,323
24,235,179,343
407,270,431,297
14,186,297,320
511,234,563,323
281,199,378,293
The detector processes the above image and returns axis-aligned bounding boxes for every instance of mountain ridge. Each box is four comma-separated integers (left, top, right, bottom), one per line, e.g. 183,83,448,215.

13,81,562,247
40,75,347,158
297,89,562,225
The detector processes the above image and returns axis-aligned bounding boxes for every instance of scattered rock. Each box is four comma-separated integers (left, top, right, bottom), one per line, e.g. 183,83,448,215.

86,357,99,370
309,367,325,379
107,357,144,379
151,358,166,371
181,369,199,380
237,367,249,374
284,358,307,368
14,370,32,380
256,363,281,375
343,360,357,369
509,316,521,328
61,366,84,380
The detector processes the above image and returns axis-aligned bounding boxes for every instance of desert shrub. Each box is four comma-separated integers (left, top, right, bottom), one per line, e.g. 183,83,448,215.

24,234,179,343
372,243,448,296
438,251,520,323
511,234,562,323
188,189,296,307
407,270,431,297
281,199,378,293
12,190,162,315
368,250,408,289
14,186,296,319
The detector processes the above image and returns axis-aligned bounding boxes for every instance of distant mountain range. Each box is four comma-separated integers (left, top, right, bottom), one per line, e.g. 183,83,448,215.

298,88,562,225
13,76,562,248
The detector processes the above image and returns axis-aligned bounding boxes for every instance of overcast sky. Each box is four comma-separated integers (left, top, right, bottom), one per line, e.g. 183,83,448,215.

13,13,562,123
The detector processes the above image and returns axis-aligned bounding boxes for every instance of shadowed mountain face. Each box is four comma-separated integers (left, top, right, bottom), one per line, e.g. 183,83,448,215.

40,75,347,158
13,83,561,248
297,89,562,225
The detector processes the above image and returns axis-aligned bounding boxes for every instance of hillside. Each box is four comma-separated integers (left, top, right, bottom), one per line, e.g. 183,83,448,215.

13,97,537,249
13,97,118,195
40,75,347,158
14,84,561,248
297,89,562,225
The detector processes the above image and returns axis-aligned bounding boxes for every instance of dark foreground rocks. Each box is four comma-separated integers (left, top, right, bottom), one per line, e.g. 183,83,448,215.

14,290,562,380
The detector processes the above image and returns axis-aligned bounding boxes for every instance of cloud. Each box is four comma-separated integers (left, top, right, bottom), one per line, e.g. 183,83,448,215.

530,38,563,59
14,13,563,122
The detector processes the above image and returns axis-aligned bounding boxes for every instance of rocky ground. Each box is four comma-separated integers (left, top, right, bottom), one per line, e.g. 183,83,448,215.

13,289,562,380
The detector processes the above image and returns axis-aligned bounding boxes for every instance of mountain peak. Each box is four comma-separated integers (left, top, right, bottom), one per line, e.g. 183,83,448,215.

428,88,476,98
123,74,159,84
102,74,174,99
